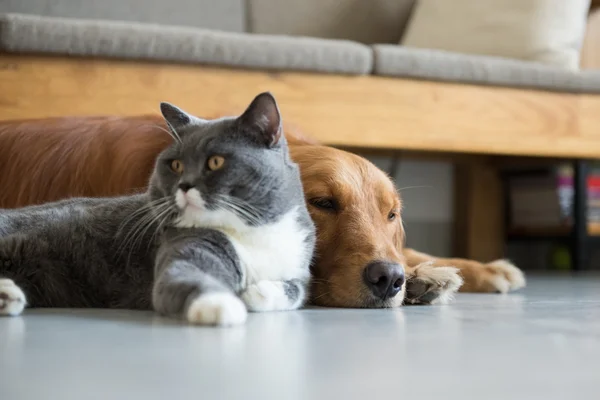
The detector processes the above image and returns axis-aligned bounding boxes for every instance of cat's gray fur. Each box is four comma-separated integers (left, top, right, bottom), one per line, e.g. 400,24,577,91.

0,92,315,325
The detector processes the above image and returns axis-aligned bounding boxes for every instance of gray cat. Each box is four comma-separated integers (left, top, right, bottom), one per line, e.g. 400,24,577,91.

0,92,315,326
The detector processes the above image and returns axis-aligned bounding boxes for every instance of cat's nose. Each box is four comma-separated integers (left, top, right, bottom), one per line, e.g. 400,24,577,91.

178,182,193,192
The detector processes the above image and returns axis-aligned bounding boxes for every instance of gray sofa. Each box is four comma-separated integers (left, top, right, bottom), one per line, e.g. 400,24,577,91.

1,0,599,93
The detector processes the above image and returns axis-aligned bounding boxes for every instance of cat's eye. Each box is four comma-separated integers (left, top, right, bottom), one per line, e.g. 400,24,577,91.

170,160,184,175
309,197,338,212
207,155,225,171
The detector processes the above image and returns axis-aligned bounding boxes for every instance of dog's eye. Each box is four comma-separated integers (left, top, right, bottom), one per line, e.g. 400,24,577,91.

388,211,397,221
309,197,338,212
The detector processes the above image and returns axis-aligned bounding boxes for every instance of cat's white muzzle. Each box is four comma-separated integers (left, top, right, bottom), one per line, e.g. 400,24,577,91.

175,188,207,228
175,188,205,210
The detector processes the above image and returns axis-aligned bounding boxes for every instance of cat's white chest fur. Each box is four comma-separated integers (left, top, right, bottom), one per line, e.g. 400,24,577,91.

176,194,311,289
222,208,310,287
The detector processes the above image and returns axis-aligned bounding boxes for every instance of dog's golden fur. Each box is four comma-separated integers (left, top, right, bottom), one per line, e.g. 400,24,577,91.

0,116,525,307
0,116,171,207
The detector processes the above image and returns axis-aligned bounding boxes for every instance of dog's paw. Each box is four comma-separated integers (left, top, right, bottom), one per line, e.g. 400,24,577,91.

0,279,26,316
481,259,526,293
186,292,247,326
241,281,290,312
404,262,463,305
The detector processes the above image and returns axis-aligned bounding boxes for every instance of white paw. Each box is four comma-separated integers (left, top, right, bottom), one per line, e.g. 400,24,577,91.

405,262,464,305
0,279,26,316
241,281,291,312
486,259,526,293
186,292,247,326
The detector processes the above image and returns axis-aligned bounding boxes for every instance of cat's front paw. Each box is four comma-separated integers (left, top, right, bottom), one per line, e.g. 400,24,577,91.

404,263,463,305
0,279,26,316
186,292,247,326
241,281,291,312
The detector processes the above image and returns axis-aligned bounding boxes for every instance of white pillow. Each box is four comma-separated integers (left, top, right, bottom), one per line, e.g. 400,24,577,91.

401,0,591,69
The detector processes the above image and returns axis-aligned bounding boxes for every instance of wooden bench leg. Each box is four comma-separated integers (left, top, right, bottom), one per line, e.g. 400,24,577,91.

453,161,505,261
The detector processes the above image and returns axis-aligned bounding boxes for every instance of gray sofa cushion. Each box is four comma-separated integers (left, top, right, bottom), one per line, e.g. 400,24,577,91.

0,0,246,32
373,45,600,93
0,13,373,75
248,0,416,44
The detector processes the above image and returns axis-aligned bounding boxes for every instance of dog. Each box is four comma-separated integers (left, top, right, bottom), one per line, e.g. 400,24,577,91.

0,116,525,308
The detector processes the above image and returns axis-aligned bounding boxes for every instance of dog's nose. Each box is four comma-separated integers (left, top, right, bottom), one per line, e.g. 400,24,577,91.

363,261,405,300
178,182,193,192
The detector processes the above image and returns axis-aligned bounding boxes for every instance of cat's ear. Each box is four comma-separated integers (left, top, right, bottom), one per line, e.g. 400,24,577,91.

160,102,205,138
237,92,282,147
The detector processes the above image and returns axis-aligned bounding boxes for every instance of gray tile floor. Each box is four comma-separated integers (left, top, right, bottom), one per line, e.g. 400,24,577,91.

1,275,599,400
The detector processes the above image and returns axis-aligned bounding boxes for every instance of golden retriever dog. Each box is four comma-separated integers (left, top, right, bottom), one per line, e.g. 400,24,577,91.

0,116,525,308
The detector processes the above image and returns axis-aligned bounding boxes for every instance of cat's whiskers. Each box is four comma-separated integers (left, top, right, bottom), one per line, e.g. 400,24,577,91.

116,202,170,255
116,197,171,237
220,202,261,224
162,121,183,143
147,206,177,251
214,194,262,225
214,196,262,226
117,201,172,260
140,123,180,143
118,210,159,258
222,195,262,217
121,203,173,267
117,204,157,251
129,203,172,249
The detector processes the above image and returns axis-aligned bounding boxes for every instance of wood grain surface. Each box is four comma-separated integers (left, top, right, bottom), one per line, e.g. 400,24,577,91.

2,54,600,159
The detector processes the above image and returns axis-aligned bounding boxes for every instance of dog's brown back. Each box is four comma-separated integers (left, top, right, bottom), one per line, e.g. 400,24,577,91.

0,116,172,208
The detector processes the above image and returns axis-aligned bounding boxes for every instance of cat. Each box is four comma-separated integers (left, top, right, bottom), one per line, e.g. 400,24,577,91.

0,92,316,326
